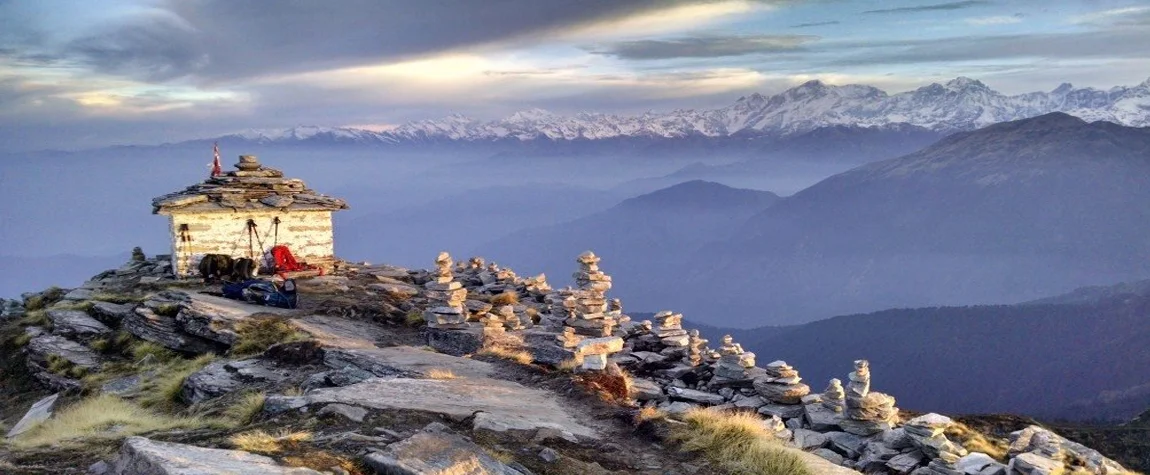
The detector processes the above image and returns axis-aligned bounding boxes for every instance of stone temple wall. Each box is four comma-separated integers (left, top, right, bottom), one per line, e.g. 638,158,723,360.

167,210,335,277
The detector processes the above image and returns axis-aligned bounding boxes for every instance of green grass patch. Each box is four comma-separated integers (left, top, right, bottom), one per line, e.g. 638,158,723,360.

152,303,181,318
671,408,813,475
128,340,179,364
89,293,145,304
230,316,309,357
23,287,65,311
16,310,49,328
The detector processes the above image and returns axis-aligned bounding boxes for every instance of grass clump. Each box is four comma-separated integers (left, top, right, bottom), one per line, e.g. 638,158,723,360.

490,291,519,306
576,369,634,402
478,345,533,365
152,303,181,317
23,287,65,311
425,368,456,380
281,450,364,475
230,429,313,454
230,316,309,357
89,331,135,354
404,310,424,327
671,408,813,475
138,354,216,409
17,310,49,328
222,391,267,427
556,358,582,373
10,394,211,448
129,340,179,364
10,331,33,347
45,354,88,379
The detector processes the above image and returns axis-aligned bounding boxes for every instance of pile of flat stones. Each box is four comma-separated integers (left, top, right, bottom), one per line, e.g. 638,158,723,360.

421,252,468,330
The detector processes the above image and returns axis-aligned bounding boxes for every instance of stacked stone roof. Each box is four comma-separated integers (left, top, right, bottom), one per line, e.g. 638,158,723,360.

152,155,349,215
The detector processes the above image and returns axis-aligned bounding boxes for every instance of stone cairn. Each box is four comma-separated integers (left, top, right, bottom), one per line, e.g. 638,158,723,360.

422,252,468,329
713,334,755,379
479,307,505,337
842,359,899,435
904,414,969,475
555,326,582,349
498,305,524,331
754,360,811,404
575,336,624,371
686,330,707,366
821,378,845,413
652,311,688,348
563,252,617,337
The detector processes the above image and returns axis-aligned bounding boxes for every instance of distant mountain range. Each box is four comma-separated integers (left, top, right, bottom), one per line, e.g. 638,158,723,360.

484,113,1150,325
202,77,1150,147
695,281,1150,422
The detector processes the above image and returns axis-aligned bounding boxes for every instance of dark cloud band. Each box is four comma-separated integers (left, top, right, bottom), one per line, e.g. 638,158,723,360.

590,34,818,60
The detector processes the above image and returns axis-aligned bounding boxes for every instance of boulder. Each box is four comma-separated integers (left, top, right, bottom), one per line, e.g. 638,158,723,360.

367,282,419,299
425,327,484,356
792,428,828,451
631,378,666,402
957,453,1002,475
825,431,865,459
804,402,842,431
122,307,224,354
887,450,926,474
318,403,368,423
323,346,494,379
109,437,322,474
25,333,102,370
90,301,135,325
363,430,527,475
666,387,725,405
753,378,810,404
46,309,111,340
812,448,845,465
264,377,596,438
5,393,58,438
758,403,805,419
1007,452,1064,475
181,359,288,404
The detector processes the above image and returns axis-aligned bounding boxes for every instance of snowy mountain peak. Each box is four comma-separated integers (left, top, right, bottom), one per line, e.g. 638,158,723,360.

945,76,989,91
210,77,1150,146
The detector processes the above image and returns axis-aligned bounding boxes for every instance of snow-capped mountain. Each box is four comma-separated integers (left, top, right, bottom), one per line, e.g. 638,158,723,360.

210,77,1150,145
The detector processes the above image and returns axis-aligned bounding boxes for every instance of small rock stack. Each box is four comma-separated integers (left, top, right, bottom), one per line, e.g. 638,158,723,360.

822,378,845,413
422,252,468,329
498,305,524,331
555,327,582,349
523,273,551,295
842,360,898,435
479,309,505,337
713,335,755,379
563,252,617,337
904,414,970,475
754,360,811,404
686,329,707,366
652,311,688,347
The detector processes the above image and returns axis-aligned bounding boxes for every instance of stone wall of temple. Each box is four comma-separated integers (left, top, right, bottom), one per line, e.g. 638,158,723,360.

166,210,335,276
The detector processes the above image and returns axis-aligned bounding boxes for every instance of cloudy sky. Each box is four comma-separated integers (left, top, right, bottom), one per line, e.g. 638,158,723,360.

1,0,1148,151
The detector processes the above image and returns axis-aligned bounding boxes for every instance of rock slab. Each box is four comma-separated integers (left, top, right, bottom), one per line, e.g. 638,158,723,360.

363,431,526,475
109,436,322,474
5,393,58,438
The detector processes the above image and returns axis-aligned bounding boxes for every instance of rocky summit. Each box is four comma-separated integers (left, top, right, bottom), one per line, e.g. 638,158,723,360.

0,250,1137,475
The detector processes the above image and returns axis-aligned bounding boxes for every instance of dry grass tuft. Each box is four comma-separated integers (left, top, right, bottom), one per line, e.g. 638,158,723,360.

490,292,519,306
425,368,457,379
10,395,211,448
45,354,88,378
229,429,313,454
634,406,667,425
223,391,267,427
17,310,49,328
231,316,309,357
282,450,365,475
946,422,1010,461
576,369,634,402
556,358,582,373
478,345,533,365
138,354,216,409
671,408,812,475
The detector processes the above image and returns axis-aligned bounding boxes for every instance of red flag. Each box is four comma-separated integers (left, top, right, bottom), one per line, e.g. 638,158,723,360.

210,142,222,177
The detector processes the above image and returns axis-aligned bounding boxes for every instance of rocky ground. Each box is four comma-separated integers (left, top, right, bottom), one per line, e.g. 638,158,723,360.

0,252,1142,475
